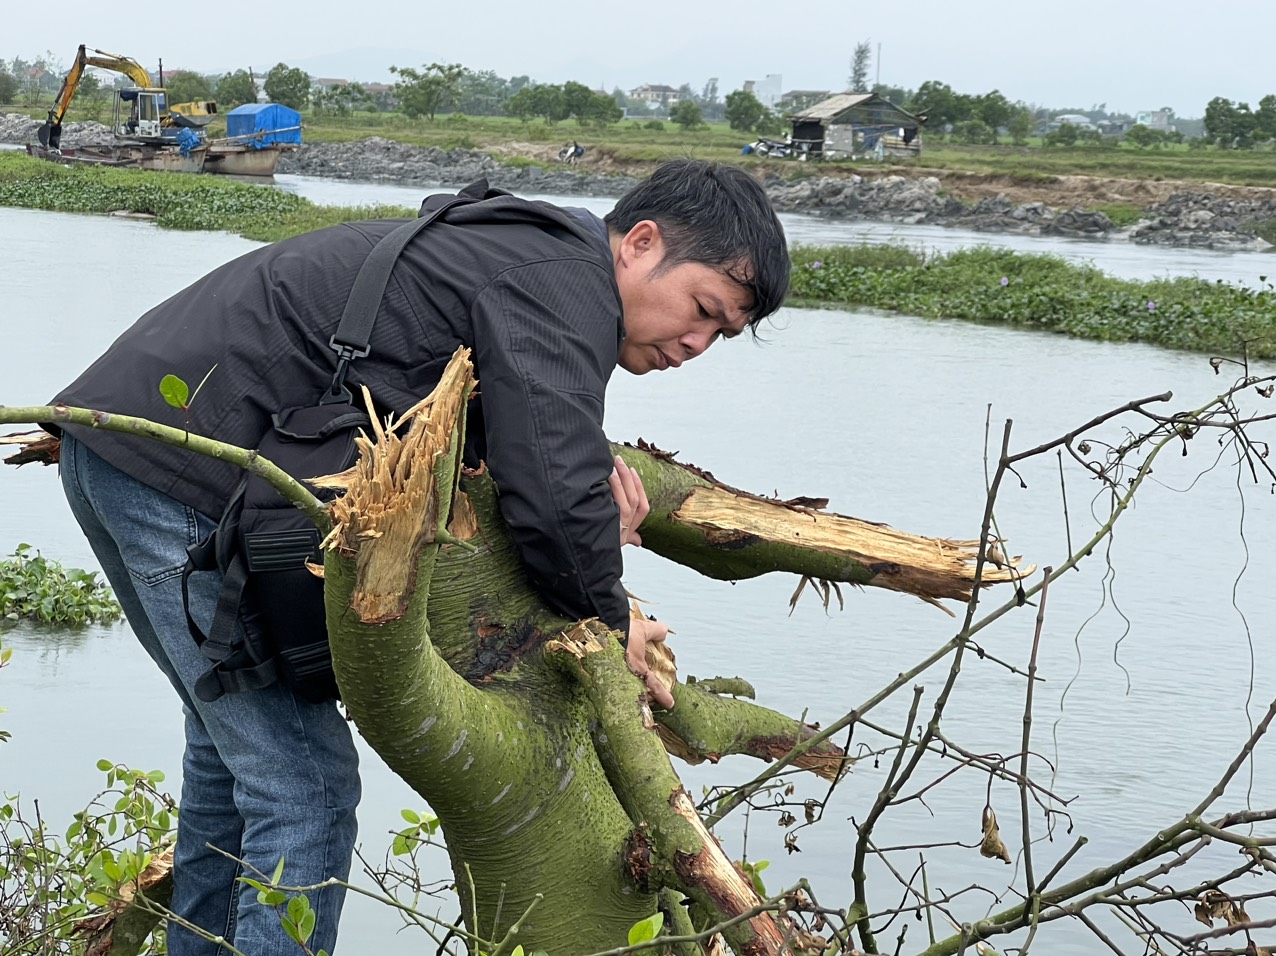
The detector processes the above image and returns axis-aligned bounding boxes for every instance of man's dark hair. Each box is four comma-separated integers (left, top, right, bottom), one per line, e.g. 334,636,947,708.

605,159,789,328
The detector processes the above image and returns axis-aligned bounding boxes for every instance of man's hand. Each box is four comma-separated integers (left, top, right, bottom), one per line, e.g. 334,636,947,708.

609,455,649,548
626,616,674,710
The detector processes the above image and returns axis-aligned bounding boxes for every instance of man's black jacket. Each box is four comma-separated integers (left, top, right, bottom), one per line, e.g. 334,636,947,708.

55,187,632,635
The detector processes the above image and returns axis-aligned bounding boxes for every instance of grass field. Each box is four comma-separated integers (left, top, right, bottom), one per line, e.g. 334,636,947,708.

7,98,1276,187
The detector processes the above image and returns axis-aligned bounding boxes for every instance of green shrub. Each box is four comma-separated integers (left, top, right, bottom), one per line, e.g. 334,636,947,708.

1247,218,1276,246
788,242,1276,357
0,545,122,625
1091,202,1147,227
0,153,414,243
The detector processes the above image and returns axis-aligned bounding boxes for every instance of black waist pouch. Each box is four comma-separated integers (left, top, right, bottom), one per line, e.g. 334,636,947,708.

184,403,368,703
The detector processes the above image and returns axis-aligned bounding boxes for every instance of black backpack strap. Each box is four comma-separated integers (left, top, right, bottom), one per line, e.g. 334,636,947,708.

184,484,281,702
322,194,475,405
191,548,279,702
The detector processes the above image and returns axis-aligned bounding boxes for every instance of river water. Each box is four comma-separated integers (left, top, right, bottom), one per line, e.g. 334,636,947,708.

2,184,1274,954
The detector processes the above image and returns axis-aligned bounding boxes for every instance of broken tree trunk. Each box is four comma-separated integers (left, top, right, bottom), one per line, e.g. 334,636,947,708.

612,439,1025,609
0,352,1021,953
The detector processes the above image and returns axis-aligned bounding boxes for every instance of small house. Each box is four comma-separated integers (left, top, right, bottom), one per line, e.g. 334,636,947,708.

628,84,681,107
789,93,925,160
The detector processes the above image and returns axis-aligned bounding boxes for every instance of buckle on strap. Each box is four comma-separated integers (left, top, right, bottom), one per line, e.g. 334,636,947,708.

323,336,372,406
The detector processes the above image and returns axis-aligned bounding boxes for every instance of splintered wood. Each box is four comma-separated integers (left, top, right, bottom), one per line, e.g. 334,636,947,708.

675,485,1028,606
317,348,476,623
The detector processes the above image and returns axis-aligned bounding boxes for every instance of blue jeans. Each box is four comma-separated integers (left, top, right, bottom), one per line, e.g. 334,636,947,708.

59,432,360,955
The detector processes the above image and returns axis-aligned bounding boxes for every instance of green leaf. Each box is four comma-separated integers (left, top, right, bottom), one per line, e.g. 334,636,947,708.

627,911,664,946
401,808,421,824
299,906,316,943
260,888,287,907
271,855,287,885
96,759,113,772
159,374,190,409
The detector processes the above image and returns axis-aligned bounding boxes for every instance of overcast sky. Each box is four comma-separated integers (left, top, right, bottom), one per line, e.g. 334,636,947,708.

7,0,1272,117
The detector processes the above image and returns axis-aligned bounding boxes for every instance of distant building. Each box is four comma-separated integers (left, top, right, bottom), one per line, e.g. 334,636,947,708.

779,89,831,113
748,73,782,109
1135,109,1174,131
312,77,350,93
1049,113,1097,131
790,92,925,159
628,84,681,106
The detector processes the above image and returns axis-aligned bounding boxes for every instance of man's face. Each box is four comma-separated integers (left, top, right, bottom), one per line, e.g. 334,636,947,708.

612,221,754,375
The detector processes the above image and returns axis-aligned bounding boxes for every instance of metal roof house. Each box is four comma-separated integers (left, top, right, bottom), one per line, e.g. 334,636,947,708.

789,93,925,160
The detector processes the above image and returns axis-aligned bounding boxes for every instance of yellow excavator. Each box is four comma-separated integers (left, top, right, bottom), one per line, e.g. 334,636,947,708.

38,44,217,150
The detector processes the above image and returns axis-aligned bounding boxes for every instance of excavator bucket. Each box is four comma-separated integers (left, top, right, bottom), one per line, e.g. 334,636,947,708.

37,120,59,150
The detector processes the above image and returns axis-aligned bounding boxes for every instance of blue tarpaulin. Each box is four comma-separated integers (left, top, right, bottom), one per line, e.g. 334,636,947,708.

174,128,203,155
225,103,303,149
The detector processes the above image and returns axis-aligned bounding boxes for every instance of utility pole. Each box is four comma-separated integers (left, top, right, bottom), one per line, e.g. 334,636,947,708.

875,42,881,89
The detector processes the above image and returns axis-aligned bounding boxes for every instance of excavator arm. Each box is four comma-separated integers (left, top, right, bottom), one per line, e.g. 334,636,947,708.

38,44,154,149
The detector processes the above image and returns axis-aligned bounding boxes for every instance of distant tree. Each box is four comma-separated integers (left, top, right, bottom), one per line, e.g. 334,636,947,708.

669,99,704,130
163,70,214,107
390,62,465,121
1123,124,1158,148
872,83,912,107
216,70,259,109
263,63,311,110
974,89,1013,143
76,72,109,121
533,84,569,124
951,119,995,145
1007,106,1035,145
313,82,371,117
0,70,16,105
908,80,973,131
583,92,623,128
1043,122,1079,147
848,40,872,91
1256,94,1276,142
699,77,722,122
509,74,531,96
505,86,539,123
1231,102,1258,148
562,81,596,122
505,83,569,125
455,69,510,116
1203,96,1237,145
725,88,765,132
755,108,785,136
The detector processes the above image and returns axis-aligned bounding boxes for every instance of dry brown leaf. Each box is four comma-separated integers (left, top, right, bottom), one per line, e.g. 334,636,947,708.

980,805,1012,864
1196,889,1250,928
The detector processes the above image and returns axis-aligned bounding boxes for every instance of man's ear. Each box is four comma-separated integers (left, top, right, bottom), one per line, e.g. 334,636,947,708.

619,220,663,267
